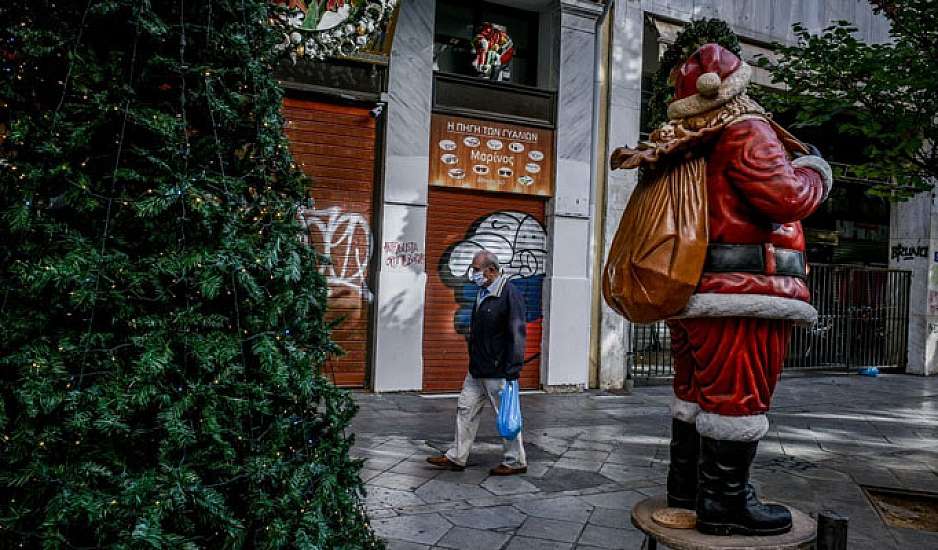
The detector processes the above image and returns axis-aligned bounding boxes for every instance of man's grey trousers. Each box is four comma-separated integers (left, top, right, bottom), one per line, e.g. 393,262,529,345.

445,373,527,468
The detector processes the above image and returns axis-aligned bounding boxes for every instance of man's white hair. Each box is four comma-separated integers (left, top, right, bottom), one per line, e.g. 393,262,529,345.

473,250,501,271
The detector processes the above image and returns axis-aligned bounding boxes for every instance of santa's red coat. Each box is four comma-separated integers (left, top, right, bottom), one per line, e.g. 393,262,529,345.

690,118,828,311
670,117,830,417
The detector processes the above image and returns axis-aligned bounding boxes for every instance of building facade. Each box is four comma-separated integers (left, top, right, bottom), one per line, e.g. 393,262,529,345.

280,0,934,392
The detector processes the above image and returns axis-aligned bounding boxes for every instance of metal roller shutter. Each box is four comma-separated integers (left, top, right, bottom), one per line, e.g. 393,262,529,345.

283,97,377,388
424,187,547,392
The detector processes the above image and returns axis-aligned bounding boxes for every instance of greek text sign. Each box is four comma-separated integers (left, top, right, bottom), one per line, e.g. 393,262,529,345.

429,114,554,197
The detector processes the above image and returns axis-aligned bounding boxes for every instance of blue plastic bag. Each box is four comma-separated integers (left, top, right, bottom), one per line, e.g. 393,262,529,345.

497,380,523,440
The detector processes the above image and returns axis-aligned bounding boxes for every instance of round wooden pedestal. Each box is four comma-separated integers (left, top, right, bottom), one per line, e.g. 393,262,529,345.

631,497,816,550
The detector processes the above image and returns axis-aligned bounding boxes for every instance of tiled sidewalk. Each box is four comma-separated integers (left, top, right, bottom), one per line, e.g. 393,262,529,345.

350,374,938,549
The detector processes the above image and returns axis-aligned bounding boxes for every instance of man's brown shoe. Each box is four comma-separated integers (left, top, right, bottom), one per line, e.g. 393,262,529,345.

426,455,465,471
489,464,527,476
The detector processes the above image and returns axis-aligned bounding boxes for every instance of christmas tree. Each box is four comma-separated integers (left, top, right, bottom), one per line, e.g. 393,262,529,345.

0,0,379,547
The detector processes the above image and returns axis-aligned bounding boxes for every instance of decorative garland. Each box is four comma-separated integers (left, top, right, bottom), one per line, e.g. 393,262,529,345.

646,19,741,128
275,0,397,61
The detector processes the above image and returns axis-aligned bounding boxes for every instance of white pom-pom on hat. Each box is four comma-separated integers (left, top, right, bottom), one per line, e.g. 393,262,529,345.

696,72,722,98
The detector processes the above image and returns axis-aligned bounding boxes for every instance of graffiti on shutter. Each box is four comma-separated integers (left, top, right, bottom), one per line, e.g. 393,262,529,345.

297,205,373,302
440,211,547,349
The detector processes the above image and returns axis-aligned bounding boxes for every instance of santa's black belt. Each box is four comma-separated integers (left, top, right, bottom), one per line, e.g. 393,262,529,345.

705,244,806,279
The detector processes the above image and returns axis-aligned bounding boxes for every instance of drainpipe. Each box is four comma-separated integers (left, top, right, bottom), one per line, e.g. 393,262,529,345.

587,0,614,389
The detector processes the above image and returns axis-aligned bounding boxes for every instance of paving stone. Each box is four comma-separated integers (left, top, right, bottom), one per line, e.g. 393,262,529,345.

527,468,612,494
587,507,630,529
569,440,615,452
395,500,472,517
553,458,604,473
359,468,383,482
372,513,451,545
580,490,646,510
437,526,510,549
576,524,645,549
434,468,490,485
415,480,493,503
389,460,444,479
598,463,659,484
370,472,431,491
522,460,554,478
369,508,398,519
481,475,539,495
562,450,611,462
367,486,427,509
364,456,406,471
514,496,593,523
385,540,429,550
516,516,584,543
441,505,527,529
526,435,570,456
351,376,938,550
504,536,573,550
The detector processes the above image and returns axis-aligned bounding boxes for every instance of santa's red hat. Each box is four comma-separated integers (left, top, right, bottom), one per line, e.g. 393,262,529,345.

667,43,752,120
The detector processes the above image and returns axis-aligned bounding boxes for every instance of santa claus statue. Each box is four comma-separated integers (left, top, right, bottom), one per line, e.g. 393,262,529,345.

606,43,832,536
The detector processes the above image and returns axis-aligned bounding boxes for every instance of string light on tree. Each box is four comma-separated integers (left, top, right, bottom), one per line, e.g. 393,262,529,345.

0,0,380,546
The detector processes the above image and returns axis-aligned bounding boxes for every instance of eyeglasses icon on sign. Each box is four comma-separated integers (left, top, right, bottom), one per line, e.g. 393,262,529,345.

463,136,481,148
528,150,544,161
448,168,466,180
498,167,513,178
509,142,525,153
525,163,541,174
441,154,458,165
439,140,457,151
517,175,534,186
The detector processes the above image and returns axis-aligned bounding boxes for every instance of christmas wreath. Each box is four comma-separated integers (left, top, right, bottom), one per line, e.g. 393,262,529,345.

646,19,741,128
274,0,397,61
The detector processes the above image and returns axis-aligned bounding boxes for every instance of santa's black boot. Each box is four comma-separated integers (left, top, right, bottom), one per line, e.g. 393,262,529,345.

696,436,792,536
666,419,699,509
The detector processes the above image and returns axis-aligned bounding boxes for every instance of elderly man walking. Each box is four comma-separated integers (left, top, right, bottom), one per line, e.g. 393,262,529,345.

427,250,528,476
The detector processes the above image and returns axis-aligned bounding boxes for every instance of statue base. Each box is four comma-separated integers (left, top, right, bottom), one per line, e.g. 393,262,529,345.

631,497,816,550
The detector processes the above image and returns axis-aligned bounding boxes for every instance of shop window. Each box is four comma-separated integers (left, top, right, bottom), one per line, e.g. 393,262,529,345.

434,0,540,87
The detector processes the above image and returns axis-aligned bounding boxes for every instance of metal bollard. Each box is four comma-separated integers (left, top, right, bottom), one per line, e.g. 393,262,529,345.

816,510,848,550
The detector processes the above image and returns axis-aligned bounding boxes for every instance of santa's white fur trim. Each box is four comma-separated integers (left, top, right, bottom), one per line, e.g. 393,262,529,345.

675,294,818,324
697,412,768,441
792,155,834,201
668,63,753,119
671,397,701,423
696,72,722,97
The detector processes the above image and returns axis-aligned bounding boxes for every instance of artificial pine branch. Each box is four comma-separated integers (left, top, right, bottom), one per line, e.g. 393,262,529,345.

0,0,378,547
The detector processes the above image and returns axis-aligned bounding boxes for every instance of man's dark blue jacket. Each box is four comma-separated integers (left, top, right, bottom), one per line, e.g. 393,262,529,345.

468,275,527,380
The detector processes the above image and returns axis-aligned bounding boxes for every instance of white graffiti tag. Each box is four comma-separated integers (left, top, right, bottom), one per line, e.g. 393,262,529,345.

297,205,373,301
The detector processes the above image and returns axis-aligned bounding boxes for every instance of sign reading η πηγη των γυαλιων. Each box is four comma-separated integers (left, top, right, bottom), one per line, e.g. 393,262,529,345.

429,113,554,197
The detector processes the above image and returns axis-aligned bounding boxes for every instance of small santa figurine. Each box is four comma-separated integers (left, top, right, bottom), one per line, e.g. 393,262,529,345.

472,23,515,81
608,43,832,536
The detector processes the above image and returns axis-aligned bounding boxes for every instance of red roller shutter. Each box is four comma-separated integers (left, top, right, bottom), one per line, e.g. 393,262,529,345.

283,98,377,388
424,187,547,392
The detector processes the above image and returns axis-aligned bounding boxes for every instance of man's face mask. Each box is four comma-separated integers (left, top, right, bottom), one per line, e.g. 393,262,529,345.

468,267,486,286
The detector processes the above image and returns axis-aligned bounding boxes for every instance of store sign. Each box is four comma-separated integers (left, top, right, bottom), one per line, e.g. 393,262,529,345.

429,114,554,197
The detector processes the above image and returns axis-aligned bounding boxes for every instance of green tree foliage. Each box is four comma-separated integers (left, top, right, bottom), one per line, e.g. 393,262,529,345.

759,0,938,199
0,0,380,547
646,18,741,129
